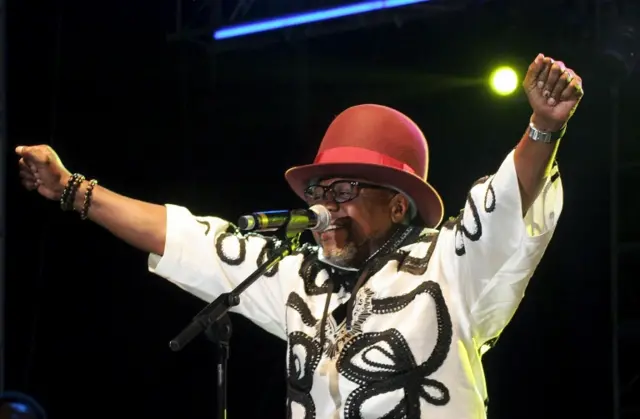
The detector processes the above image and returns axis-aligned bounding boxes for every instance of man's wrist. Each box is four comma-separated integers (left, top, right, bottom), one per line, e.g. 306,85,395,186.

530,113,567,133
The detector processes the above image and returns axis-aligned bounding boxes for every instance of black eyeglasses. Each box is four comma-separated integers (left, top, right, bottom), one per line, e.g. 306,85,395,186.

304,180,390,204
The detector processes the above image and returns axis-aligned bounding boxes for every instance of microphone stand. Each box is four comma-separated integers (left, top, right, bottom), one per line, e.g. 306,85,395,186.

168,217,309,419
204,315,231,419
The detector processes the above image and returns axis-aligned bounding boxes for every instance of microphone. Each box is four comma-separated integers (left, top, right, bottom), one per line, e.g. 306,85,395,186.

238,205,331,233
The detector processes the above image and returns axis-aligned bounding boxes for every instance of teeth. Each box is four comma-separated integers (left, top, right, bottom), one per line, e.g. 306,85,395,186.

323,225,340,232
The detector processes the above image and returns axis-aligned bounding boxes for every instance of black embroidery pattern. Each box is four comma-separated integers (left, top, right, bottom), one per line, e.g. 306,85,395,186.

371,280,445,315
324,288,374,359
484,180,496,213
290,229,441,358
442,176,493,256
348,288,374,336
337,281,453,419
286,234,454,417
297,226,423,298
298,252,346,296
195,219,211,235
255,235,280,277
285,285,376,360
287,331,322,419
286,293,317,328
398,231,439,276
355,227,423,281
214,231,247,266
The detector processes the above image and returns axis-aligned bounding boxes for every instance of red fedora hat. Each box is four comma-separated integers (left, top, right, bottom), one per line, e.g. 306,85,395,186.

285,104,444,228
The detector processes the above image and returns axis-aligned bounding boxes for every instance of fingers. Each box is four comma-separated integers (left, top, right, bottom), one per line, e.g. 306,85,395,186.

18,156,37,174
18,158,40,191
524,53,546,89
20,177,37,191
534,56,555,89
18,158,30,173
560,73,584,101
531,55,584,106
528,53,546,80
540,60,565,99
546,67,583,105
19,160,37,191
549,69,570,104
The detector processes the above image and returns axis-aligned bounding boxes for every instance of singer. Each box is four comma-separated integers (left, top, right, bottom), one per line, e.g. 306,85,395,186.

16,54,581,418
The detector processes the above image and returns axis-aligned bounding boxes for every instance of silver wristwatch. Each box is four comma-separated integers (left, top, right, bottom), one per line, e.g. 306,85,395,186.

528,122,566,143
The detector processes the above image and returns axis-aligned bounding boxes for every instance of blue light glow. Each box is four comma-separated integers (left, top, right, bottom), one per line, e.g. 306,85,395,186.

9,402,30,413
213,0,430,40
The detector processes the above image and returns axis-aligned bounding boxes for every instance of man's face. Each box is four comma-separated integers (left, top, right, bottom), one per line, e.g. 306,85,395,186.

305,178,407,268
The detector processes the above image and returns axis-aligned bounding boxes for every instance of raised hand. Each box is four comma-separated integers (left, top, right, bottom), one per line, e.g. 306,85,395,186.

523,53,584,132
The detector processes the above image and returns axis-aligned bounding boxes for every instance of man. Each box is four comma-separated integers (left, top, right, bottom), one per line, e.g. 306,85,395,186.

16,54,581,418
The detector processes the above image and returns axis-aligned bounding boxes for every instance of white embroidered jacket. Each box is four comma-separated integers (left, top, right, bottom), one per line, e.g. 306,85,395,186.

148,150,563,419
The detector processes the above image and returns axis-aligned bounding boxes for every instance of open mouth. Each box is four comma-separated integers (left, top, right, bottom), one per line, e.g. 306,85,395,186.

322,220,349,231
320,220,349,236
322,225,342,233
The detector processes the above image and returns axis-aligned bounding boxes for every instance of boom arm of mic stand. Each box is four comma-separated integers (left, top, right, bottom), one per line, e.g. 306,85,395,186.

169,231,303,352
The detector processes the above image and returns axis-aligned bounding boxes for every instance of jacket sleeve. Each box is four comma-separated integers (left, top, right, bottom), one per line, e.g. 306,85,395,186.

148,204,303,341
438,150,564,347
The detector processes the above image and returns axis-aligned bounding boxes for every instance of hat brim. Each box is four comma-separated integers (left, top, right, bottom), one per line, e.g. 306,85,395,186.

285,162,444,228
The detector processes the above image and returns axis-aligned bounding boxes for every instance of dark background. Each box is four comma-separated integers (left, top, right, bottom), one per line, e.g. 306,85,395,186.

5,0,640,418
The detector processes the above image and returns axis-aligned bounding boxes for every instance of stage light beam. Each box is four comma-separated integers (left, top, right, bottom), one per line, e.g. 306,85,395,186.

213,0,430,40
489,66,518,96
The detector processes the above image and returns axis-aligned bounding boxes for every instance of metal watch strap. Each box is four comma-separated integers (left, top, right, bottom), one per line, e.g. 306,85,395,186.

528,122,566,143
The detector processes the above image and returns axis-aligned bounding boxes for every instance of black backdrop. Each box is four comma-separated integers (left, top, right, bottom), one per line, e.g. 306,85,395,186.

7,0,636,418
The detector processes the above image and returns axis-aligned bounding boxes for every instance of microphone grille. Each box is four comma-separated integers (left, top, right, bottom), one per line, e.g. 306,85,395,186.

238,215,256,230
309,204,331,231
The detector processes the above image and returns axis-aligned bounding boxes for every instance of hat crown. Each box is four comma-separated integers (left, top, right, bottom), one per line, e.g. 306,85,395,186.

315,104,429,181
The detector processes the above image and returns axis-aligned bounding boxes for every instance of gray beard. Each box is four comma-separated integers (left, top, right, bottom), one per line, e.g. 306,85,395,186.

321,241,359,269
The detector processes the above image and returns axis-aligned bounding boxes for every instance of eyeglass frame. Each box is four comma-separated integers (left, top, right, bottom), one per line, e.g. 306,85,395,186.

303,179,394,205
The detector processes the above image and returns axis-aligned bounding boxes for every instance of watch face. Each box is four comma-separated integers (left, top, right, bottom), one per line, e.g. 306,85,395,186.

529,126,553,143
529,122,566,143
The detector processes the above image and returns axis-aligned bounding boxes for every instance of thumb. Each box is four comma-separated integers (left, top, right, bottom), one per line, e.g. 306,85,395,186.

15,145,27,156
15,145,50,165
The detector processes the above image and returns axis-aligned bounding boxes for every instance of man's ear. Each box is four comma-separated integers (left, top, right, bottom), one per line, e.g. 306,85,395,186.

389,194,410,224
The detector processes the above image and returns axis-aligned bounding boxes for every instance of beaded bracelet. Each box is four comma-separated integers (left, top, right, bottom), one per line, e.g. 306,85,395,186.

59,175,77,208
60,173,85,211
80,179,98,220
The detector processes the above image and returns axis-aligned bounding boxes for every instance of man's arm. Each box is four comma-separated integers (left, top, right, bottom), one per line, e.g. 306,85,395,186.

515,54,583,213
17,145,167,255
67,181,168,256
16,145,297,340
514,123,560,215
438,54,582,346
